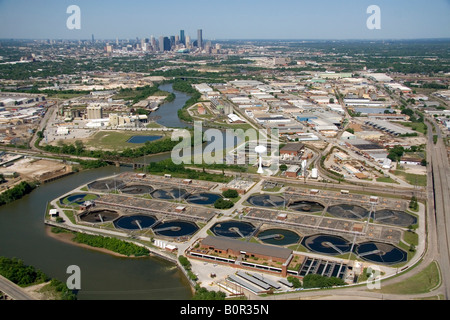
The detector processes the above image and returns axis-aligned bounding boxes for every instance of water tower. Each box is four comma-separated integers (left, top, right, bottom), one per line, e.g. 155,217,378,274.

255,145,267,174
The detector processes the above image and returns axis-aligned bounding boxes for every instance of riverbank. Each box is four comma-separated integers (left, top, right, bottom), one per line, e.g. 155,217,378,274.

45,226,146,259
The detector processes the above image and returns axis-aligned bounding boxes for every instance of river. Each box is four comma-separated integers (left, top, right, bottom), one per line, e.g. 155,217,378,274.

153,83,192,128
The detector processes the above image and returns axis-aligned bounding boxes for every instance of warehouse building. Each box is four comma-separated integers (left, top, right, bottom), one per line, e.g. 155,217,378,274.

364,120,415,136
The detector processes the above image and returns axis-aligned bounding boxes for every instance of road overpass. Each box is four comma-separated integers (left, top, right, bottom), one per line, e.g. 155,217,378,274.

0,275,36,300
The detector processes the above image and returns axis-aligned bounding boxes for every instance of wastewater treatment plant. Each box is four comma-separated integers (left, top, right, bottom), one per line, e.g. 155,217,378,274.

47,171,422,296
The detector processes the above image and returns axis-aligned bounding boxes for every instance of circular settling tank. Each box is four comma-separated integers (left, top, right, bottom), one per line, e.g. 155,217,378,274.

302,234,352,256
114,215,157,230
246,194,286,208
373,209,417,227
210,220,256,239
60,193,99,206
153,220,199,237
186,193,222,205
80,209,120,223
355,242,407,265
257,229,300,246
87,179,125,191
151,188,188,200
288,200,324,213
119,184,154,195
327,204,370,220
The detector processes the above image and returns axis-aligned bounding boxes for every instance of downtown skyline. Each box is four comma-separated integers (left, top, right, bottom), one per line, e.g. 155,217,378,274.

0,0,449,41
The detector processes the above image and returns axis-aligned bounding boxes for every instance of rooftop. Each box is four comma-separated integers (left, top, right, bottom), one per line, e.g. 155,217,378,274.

201,235,292,261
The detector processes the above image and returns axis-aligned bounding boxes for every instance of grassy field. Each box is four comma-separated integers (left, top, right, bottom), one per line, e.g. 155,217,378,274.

376,176,399,184
399,122,428,134
393,170,427,187
85,130,167,151
371,261,441,295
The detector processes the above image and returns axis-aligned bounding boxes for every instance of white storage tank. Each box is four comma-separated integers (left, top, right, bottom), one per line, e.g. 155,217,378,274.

311,168,318,179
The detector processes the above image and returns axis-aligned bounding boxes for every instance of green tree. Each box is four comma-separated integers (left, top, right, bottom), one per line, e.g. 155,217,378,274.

222,189,239,198
287,276,302,288
214,198,234,209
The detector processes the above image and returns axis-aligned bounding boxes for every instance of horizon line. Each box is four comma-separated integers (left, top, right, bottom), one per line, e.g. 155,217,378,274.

1,37,450,42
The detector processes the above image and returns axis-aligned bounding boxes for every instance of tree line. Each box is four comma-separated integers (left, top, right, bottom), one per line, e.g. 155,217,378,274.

72,233,150,257
38,135,186,161
0,181,36,206
145,159,232,183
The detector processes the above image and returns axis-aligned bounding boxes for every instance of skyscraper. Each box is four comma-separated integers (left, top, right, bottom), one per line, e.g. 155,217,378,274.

197,29,203,49
180,30,185,45
159,36,171,52
186,35,191,49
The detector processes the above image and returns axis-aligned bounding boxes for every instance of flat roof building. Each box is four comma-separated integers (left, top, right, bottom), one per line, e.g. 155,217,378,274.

200,235,292,263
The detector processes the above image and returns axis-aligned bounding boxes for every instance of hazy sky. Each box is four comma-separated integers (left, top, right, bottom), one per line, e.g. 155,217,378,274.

0,0,449,40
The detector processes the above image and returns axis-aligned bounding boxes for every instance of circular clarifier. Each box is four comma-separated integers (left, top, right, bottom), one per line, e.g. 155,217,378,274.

87,179,125,191
210,220,256,238
302,234,352,256
327,204,370,220
355,242,407,265
257,229,300,246
119,184,154,195
246,194,286,208
288,200,324,213
373,209,417,227
151,188,188,200
186,193,222,205
80,209,119,223
114,215,157,230
153,220,199,237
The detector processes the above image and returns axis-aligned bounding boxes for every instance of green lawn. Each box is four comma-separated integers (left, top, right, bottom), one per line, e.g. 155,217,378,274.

85,130,166,151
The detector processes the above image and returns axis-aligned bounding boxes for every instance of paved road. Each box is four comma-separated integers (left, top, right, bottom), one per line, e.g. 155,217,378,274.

0,275,36,300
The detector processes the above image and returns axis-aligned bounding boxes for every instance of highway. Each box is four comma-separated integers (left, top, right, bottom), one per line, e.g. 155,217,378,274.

0,275,36,300
427,119,450,299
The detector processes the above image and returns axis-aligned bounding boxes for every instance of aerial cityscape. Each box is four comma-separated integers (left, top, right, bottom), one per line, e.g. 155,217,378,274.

0,0,449,309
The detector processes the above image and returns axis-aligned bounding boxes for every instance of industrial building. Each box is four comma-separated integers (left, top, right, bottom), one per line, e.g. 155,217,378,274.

364,120,415,136
86,105,103,120
285,165,301,178
280,143,305,157
195,235,293,276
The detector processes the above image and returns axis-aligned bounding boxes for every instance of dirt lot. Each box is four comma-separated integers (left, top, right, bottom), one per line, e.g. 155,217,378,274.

0,158,70,181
